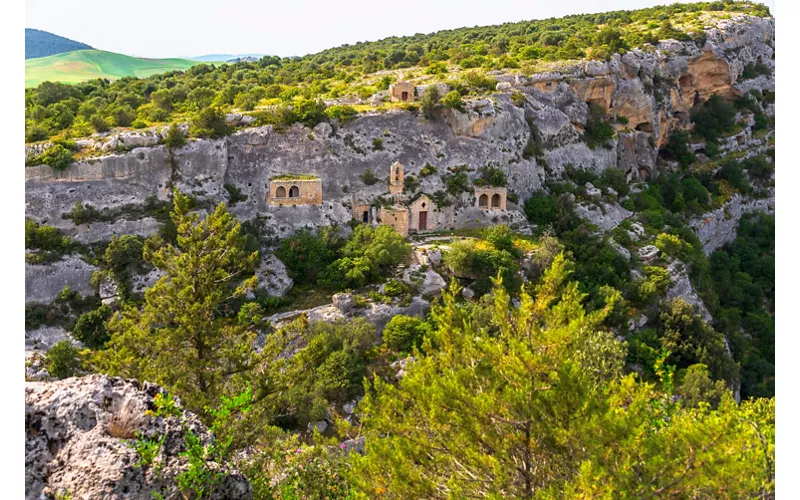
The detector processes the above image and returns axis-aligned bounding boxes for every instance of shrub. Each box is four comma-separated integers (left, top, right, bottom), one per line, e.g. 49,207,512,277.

510,91,526,107
419,86,441,119
25,219,72,253
524,194,559,226
360,168,379,185
131,119,147,129
163,124,186,149
691,94,737,143
742,155,772,183
598,168,630,197
403,175,420,193
441,90,465,111
660,130,695,167
383,315,429,352
190,107,230,138
45,340,82,379
372,137,384,151
72,305,112,349
224,184,248,205
276,229,339,285
420,163,438,177
637,266,671,303
293,97,328,127
326,104,358,123
26,144,74,170
583,103,615,148
90,114,111,133
474,164,507,187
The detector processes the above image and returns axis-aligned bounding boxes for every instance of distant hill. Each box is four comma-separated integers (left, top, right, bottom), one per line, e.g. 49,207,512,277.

25,49,201,87
188,54,266,62
26,28,93,59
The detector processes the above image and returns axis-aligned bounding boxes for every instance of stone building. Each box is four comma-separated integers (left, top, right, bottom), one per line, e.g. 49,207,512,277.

409,193,435,232
268,176,323,206
352,201,371,223
378,205,409,237
474,186,507,210
389,161,404,195
389,82,415,103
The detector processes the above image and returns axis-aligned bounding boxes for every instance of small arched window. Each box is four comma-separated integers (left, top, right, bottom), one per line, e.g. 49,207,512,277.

479,194,488,207
491,193,501,208
289,185,300,198
276,186,287,198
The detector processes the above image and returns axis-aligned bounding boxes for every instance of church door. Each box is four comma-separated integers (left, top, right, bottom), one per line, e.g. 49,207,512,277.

418,211,427,231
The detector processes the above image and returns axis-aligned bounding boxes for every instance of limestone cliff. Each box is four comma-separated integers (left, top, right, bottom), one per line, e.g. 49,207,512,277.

24,14,774,328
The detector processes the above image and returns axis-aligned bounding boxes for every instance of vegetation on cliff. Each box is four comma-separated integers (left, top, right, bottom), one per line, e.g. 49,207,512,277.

24,0,770,143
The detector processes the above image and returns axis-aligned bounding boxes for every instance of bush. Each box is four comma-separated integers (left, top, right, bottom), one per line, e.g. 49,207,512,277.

360,168,379,185
691,94,737,143
372,137,384,151
276,229,339,285
419,86,441,119
45,340,82,379
326,104,357,123
510,91,526,107
26,144,74,170
742,155,772,183
293,97,328,127
441,90,465,111
224,184,248,205
598,168,630,197
583,104,615,148
190,106,230,138
660,130,696,168
72,305,112,349
25,219,72,253
474,164,507,187
90,114,111,133
655,233,692,261
383,315,429,352
163,124,186,149
420,163,438,177
403,175,420,193
524,193,559,226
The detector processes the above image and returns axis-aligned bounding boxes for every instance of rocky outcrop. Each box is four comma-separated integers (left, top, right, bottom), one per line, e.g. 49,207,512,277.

690,192,775,254
25,375,252,500
666,261,712,324
25,255,98,304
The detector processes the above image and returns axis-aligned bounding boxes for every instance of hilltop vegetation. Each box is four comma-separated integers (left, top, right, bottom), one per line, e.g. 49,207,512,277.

25,50,201,89
25,28,93,59
24,0,769,142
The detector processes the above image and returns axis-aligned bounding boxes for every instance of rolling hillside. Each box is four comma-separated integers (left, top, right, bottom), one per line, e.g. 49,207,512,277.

25,49,201,87
25,28,93,59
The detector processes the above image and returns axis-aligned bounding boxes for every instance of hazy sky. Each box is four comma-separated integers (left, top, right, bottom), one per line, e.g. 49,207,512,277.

26,0,776,59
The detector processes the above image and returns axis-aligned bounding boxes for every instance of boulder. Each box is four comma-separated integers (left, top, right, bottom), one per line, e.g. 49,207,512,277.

313,121,333,138
637,245,660,263
307,420,329,434
332,293,355,314
404,265,446,297
25,375,252,500
254,254,293,298
426,249,442,267
585,182,602,198
461,286,475,300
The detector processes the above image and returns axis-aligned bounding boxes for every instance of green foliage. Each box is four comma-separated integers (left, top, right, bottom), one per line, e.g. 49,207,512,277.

402,174,419,193
359,168,379,185
131,432,164,468
45,340,82,379
443,238,520,294
657,298,739,386
678,363,729,408
350,254,774,498
224,183,248,205
72,305,112,349
583,103,615,149
691,94,737,144
25,219,74,261
90,192,260,415
660,129,696,168
419,162,437,177
655,232,692,261
293,97,328,127
163,124,186,149
419,85,441,119
383,315,429,352
276,228,340,285
441,90,464,111
742,154,773,184
597,168,630,197
26,144,74,170
26,2,770,143
440,165,471,196
190,106,230,139
326,104,358,123
510,90,526,107
323,225,411,289
637,265,671,304
371,137,383,151
473,163,507,187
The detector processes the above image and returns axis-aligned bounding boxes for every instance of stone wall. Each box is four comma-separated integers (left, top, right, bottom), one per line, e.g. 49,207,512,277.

379,206,409,237
268,178,323,206
474,186,507,210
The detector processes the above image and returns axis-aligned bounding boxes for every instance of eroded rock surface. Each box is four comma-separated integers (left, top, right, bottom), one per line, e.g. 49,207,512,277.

25,375,252,500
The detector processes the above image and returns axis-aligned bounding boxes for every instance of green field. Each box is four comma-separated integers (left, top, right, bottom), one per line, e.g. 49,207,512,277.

25,49,201,88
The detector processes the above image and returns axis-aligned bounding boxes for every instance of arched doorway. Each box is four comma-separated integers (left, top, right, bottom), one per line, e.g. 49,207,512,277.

362,211,369,223
289,185,300,198
491,193,501,208
479,194,488,207
275,186,286,198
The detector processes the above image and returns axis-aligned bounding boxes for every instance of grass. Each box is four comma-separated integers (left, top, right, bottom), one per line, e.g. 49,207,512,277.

269,174,320,181
25,49,201,88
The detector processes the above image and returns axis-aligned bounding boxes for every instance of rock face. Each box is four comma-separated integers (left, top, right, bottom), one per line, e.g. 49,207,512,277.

25,375,252,500
690,192,775,254
25,255,98,304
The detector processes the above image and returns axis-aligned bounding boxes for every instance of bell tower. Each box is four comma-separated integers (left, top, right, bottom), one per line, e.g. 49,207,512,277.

389,161,404,195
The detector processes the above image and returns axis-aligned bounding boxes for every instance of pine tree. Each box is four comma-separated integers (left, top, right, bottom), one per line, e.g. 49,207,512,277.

349,254,774,498
91,192,261,414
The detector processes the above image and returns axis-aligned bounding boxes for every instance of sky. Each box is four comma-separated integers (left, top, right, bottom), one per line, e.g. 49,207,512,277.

26,0,776,59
